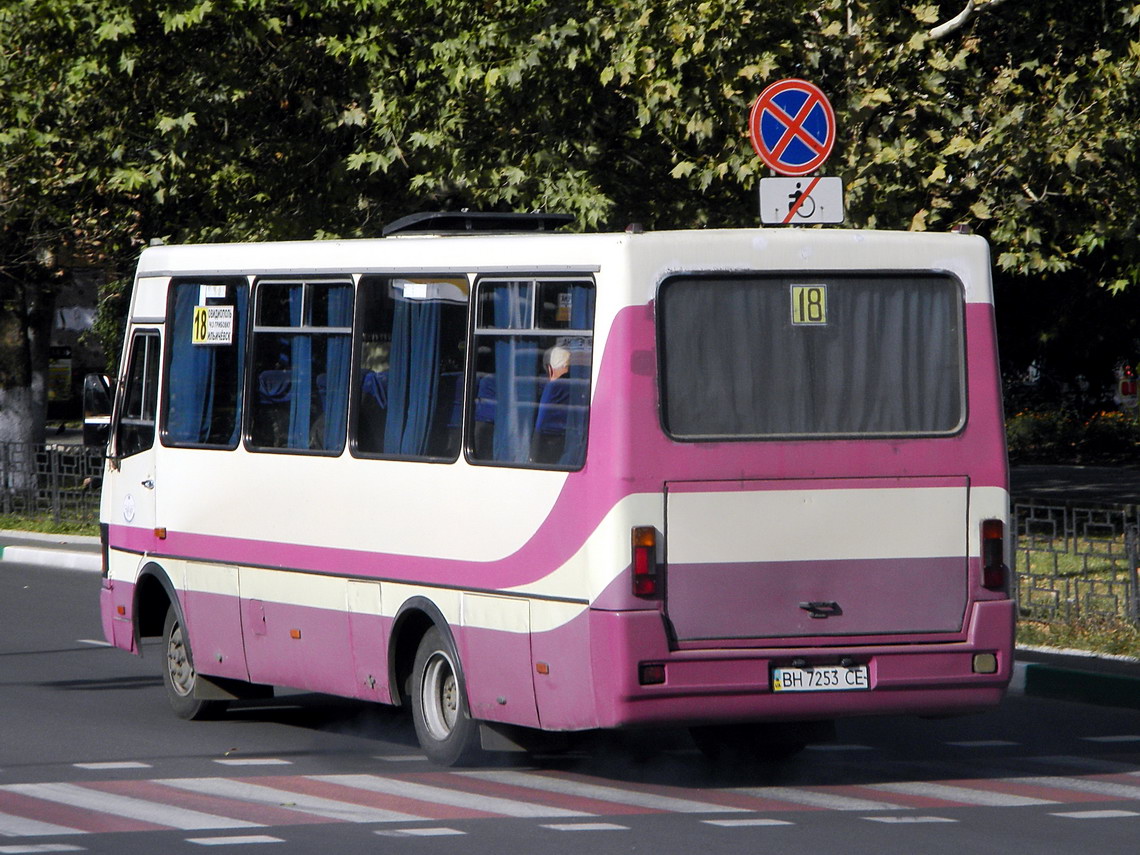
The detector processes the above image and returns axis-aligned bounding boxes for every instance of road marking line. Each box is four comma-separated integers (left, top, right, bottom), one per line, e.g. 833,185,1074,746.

213,759,293,767
374,827,466,837
0,845,86,854
76,639,112,647
1049,810,1140,819
459,770,745,814
1081,735,1140,743
186,835,284,845
0,783,262,831
539,822,628,831
1009,776,1140,801
73,762,151,770
702,818,794,827
946,740,1019,748
372,756,425,763
727,786,910,812
863,816,958,824
867,781,1057,807
155,778,421,824
311,774,588,819
0,810,85,838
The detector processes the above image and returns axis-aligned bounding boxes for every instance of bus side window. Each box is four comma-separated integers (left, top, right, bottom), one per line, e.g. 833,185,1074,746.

163,279,248,448
353,276,468,461
469,279,594,469
247,280,353,453
115,330,160,459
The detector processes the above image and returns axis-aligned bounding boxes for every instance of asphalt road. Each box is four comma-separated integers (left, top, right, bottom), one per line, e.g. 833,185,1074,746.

3,558,1140,855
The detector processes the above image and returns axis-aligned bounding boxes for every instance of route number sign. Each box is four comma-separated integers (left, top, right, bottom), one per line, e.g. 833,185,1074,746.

791,285,828,325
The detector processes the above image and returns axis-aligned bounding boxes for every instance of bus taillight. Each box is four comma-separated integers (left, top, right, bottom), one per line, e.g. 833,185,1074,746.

981,519,1007,590
632,526,658,597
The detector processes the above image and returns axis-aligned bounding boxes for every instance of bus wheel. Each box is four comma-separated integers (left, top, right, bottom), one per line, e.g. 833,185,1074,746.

411,627,481,766
162,606,227,720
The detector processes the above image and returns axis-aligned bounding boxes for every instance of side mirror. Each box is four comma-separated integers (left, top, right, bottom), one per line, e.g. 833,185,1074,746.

83,373,114,448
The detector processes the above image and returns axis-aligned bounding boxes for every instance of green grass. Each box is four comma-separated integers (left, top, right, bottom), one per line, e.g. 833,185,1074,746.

0,515,99,537
1018,616,1140,659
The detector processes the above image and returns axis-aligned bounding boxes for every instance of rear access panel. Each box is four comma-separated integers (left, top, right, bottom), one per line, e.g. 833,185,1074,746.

664,477,969,641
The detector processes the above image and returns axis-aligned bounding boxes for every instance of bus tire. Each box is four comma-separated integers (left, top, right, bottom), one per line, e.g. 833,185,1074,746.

410,626,481,766
162,605,228,721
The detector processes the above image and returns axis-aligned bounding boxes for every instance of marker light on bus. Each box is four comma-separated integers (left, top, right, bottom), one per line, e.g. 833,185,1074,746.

981,519,1007,590
631,526,658,597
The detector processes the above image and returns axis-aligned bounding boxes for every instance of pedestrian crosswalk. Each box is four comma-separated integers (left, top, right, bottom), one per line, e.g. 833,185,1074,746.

2,763,1140,840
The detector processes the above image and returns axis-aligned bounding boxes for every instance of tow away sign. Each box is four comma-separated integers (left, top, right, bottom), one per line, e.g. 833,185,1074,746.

749,79,836,177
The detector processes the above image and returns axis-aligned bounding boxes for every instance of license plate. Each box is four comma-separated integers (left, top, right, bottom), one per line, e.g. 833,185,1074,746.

772,665,870,693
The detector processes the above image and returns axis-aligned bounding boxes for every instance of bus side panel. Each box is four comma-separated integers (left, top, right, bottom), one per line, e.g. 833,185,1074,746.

237,568,358,697
456,593,540,728
181,563,250,682
529,606,599,730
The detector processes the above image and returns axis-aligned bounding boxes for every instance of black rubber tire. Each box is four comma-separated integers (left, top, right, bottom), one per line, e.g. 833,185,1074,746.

161,605,228,721
410,626,482,766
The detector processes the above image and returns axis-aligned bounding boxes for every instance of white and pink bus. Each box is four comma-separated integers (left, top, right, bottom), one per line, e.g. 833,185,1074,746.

98,214,1012,765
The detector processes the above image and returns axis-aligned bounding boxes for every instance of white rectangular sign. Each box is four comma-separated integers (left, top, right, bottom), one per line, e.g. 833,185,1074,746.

760,176,845,225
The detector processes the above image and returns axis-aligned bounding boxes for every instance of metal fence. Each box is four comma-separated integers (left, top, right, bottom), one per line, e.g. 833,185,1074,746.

1014,501,1140,625
0,441,104,525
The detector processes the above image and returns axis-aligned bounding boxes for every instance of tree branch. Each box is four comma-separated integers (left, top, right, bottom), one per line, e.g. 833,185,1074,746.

930,0,1013,40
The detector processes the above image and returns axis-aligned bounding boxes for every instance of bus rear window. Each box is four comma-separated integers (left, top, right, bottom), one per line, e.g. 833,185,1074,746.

659,273,965,439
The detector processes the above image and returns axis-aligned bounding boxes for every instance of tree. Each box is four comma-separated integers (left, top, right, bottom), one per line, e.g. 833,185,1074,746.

2,1,1138,447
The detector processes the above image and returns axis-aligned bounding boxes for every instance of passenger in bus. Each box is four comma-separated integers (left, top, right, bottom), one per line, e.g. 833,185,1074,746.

254,366,291,446
472,373,497,459
531,345,572,464
358,369,389,452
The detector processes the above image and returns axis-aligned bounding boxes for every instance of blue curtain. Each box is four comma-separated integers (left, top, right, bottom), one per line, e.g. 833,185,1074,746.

320,286,353,451
284,287,311,448
559,284,595,466
166,283,247,446
491,283,536,463
385,295,442,456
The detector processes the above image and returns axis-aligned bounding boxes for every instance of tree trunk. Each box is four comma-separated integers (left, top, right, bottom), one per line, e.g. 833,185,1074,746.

0,280,54,446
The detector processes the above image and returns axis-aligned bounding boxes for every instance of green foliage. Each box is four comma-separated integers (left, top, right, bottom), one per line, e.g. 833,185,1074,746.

1006,408,1140,463
1,0,1138,377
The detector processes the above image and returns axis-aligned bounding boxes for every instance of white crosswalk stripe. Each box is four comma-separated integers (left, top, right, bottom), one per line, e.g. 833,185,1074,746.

0,783,262,831
311,775,589,818
726,786,911,812
153,778,421,824
0,809,86,838
866,781,1058,807
458,770,746,813
1009,776,1140,801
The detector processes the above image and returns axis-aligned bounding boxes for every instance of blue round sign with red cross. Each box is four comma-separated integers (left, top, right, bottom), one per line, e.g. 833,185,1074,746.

749,79,836,177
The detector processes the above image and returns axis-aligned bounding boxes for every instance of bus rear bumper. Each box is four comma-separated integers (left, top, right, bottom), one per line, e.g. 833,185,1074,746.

588,599,1015,729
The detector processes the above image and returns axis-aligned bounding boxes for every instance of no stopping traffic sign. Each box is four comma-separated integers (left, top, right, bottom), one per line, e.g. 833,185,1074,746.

749,79,836,176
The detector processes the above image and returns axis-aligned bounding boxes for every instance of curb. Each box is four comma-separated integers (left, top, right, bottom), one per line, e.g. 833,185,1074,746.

0,544,102,573
1016,661,1140,710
